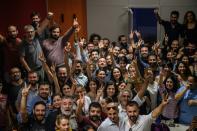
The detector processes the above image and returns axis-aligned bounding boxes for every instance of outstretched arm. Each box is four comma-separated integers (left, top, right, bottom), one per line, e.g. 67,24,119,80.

50,64,61,94
175,84,190,101
154,9,162,24
61,18,79,46
64,50,71,77
152,94,169,118
37,12,54,35
20,85,31,123
39,53,53,82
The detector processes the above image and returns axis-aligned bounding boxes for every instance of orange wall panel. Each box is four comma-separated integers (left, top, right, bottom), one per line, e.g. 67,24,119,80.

47,0,87,42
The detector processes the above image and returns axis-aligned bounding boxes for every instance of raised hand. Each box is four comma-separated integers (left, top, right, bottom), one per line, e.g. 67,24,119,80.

161,93,169,106
75,25,81,33
73,18,79,28
22,84,31,97
47,12,54,19
77,93,85,106
134,30,142,39
136,39,143,49
97,85,104,97
129,30,135,40
64,42,71,53
132,58,137,66
79,37,86,47
154,8,159,14
164,34,168,44
98,40,104,49
153,41,160,50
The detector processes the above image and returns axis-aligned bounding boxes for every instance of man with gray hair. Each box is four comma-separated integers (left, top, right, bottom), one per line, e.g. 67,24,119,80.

46,96,78,131
19,12,53,81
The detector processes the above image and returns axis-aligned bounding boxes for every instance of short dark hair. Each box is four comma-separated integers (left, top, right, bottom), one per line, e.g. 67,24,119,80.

89,33,101,42
148,53,156,59
30,11,40,18
33,101,46,109
38,81,50,89
61,95,73,101
49,24,61,33
57,65,66,72
28,70,37,75
118,56,128,64
171,10,179,18
126,101,139,108
52,93,62,102
82,125,94,131
91,49,99,55
89,102,102,111
104,97,114,104
103,37,110,43
118,35,126,42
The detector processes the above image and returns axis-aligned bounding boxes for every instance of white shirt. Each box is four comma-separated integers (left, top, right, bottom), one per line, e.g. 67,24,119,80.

97,118,121,131
119,94,145,120
147,81,159,110
120,113,155,131
82,96,91,116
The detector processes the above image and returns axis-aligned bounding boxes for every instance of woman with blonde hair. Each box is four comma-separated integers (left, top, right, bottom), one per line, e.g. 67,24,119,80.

56,114,75,131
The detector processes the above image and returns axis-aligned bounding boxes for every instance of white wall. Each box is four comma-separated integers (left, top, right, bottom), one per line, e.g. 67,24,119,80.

87,0,197,41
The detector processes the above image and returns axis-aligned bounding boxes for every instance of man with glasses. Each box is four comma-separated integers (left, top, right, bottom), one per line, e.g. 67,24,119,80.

97,102,120,131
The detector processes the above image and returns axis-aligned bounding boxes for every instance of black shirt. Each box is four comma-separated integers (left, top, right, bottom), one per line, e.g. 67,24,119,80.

160,20,183,45
20,115,47,131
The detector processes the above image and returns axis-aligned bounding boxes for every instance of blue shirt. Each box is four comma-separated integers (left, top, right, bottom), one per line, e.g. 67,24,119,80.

28,95,52,116
176,86,197,125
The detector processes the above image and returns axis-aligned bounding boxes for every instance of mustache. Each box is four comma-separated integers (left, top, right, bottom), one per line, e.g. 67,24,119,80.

129,116,138,122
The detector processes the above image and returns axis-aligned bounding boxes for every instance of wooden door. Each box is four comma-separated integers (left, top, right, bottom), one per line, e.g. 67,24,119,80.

47,0,87,42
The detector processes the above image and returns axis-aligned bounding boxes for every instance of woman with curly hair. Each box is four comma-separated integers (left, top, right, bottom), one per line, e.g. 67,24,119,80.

183,11,197,44
158,75,180,122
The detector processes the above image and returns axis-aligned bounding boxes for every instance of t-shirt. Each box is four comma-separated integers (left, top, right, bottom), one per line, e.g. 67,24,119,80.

20,36,43,70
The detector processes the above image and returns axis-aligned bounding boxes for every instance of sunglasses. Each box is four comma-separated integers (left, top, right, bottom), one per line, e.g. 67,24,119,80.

106,103,118,110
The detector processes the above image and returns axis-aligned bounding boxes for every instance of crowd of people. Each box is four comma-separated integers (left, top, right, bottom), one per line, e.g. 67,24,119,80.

0,9,196,131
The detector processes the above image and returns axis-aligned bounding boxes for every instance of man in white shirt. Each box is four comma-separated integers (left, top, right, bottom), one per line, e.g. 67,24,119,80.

121,95,169,131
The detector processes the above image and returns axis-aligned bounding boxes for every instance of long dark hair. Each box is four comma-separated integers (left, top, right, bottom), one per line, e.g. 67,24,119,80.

163,75,179,93
111,67,124,84
183,11,196,25
103,81,119,102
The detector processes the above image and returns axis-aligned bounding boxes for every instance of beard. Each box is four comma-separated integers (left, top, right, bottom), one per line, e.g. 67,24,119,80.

51,35,59,40
59,76,67,82
129,116,138,123
90,115,101,121
121,42,127,46
61,106,72,116
29,81,37,86
31,22,39,30
34,114,45,122
75,69,81,75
